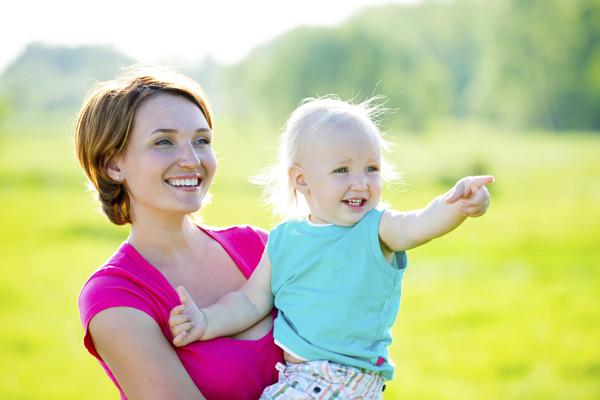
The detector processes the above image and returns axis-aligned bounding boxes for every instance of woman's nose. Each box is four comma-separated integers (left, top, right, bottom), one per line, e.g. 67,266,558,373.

177,143,202,169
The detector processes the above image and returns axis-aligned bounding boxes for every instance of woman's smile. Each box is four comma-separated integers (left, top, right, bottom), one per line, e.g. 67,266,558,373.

165,175,203,191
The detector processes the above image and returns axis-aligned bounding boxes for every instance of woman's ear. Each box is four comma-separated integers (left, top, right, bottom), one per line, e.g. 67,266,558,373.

289,165,309,195
106,159,123,182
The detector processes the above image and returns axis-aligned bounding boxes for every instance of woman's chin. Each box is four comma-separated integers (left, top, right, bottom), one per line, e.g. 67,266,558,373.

174,191,211,214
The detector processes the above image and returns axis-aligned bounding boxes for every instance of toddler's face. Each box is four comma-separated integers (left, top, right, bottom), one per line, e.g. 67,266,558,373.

297,126,382,226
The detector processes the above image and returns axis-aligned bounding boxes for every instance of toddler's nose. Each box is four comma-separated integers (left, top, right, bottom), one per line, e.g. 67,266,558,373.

349,174,368,191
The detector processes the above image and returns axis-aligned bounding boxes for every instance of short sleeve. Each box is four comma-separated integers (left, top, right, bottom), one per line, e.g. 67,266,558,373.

250,226,268,247
210,225,268,278
78,268,157,359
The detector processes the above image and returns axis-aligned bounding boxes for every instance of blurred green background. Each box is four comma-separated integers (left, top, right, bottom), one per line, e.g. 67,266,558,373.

1,1,599,399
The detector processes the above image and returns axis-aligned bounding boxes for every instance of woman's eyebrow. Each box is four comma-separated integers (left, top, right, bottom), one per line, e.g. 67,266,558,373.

148,128,211,136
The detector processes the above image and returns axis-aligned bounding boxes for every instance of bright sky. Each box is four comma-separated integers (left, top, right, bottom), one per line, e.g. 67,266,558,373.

1,0,420,73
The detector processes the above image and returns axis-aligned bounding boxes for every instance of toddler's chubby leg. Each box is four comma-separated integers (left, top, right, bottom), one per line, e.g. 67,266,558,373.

168,286,207,346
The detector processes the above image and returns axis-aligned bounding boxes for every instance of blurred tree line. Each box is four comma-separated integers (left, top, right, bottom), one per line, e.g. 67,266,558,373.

0,44,133,117
1,0,598,132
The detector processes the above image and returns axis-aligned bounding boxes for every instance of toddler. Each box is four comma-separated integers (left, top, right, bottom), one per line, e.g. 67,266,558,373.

169,97,493,399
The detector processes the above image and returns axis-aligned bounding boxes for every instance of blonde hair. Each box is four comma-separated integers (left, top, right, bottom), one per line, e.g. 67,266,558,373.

255,96,398,218
75,65,213,225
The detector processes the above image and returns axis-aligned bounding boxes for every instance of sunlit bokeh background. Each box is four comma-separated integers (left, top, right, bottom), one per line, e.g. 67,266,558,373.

1,0,599,399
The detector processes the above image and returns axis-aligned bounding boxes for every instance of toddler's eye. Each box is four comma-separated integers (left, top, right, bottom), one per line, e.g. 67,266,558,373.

333,167,348,173
366,166,379,172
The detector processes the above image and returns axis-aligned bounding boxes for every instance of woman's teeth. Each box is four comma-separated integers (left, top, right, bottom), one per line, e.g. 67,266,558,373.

167,178,199,187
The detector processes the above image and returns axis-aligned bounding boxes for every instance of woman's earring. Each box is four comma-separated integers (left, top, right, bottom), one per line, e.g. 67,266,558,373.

116,175,121,182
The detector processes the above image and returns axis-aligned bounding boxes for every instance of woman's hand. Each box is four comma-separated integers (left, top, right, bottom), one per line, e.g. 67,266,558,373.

444,175,494,217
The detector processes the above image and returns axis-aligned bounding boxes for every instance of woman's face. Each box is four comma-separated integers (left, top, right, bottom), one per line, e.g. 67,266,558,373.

113,93,216,220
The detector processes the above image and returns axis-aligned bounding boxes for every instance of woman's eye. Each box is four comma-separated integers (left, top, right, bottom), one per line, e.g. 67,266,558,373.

155,138,173,146
333,167,348,173
194,137,211,146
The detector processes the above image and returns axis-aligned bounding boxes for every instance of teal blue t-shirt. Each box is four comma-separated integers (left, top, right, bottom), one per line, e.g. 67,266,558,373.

267,208,408,380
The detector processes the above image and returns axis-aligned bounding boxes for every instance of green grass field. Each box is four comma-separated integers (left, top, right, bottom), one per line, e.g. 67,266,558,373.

1,118,599,399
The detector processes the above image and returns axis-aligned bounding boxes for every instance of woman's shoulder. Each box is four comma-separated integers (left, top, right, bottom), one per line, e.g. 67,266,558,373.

78,244,163,327
201,224,268,277
202,224,268,245
79,243,145,293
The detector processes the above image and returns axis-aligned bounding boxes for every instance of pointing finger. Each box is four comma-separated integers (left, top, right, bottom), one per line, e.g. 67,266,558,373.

469,175,495,189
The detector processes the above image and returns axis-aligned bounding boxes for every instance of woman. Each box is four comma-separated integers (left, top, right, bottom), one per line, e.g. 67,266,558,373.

76,66,282,399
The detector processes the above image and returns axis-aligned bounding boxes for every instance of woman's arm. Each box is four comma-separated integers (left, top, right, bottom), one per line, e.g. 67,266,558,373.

379,175,494,252
89,307,205,400
169,250,274,346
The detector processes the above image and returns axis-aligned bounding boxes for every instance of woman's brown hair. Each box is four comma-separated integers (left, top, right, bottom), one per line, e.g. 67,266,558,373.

75,66,213,225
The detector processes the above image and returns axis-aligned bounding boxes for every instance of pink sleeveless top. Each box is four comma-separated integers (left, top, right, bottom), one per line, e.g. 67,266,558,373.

79,225,282,399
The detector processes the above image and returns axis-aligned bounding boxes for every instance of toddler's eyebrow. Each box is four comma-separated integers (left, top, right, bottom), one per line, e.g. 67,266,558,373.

333,157,380,164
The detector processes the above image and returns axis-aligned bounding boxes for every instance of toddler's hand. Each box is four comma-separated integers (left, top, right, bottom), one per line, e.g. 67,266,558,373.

169,286,207,347
444,175,494,217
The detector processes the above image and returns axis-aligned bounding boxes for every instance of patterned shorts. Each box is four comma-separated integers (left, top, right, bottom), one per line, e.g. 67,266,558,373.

259,360,385,400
